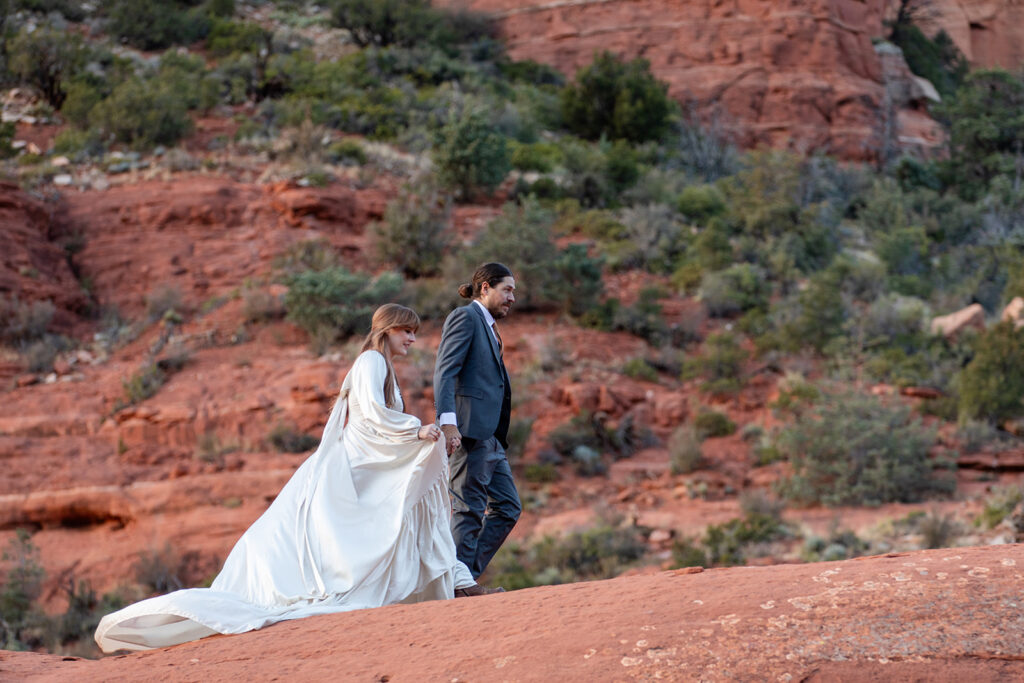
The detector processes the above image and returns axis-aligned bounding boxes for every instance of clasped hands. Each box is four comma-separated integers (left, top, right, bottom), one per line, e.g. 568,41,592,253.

418,424,462,454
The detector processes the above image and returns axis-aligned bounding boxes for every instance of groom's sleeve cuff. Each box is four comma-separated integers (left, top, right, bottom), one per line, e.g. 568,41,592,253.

439,413,457,426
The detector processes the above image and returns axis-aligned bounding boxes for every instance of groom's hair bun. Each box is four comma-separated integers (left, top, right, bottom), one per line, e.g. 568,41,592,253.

458,283,474,298
463,262,513,299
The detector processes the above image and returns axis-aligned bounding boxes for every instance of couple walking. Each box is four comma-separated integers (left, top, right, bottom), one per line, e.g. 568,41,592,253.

95,263,520,653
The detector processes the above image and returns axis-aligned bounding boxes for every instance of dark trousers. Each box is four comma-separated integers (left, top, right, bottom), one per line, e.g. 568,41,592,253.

449,435,521,579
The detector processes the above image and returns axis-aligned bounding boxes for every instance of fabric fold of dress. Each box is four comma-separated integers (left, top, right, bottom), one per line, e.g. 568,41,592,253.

95,351,474,653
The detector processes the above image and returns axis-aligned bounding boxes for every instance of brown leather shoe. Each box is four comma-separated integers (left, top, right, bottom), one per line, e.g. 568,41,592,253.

454,585,506,598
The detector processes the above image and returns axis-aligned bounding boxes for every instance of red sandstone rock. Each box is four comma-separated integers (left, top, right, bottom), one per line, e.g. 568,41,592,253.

1001,296,1023,327
448,0,941,160
931,303,986,338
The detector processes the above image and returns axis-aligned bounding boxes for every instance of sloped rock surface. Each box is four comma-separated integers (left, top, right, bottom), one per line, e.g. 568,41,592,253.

2,545,1022,681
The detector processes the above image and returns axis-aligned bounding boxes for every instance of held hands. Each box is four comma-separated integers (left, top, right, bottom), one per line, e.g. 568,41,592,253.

441,424,462,455
418,424,442,442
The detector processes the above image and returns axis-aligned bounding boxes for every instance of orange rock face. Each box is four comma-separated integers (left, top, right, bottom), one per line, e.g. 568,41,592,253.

915,0,1024,69
2,545,1023,680
453,0,937,160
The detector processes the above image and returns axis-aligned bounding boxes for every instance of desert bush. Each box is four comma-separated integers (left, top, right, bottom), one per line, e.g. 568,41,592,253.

669,537,707,569
330,0,493,50
104,0,212,50
274,239,339,276
0,296,54,345
133,543,184,595
326,138,367,165
609,203,687,273
957,419,1015,454
677,184,726,224
462,198,604,315
957,321,1024,424
622,357,658,382
53,578,125,651
0,529,45,650
371,180,453,277
668,425,702,474
432,108,509,201
581,287,669,346
560,51,672,143
241,284,285,323
700,264,769,318
509,141,562,172
918,509,961,549
283,267,403,348
801,525,868,562
145,285,184,323
268,423,319,453
696,331,746,397
770,373,821,416
8,25,88,109
206,18,270,57
776,391,952,506
702,511,789,567
975,485,1023,529
506,417,534,464
889,19,967,99
486,521,647,589
91,77,193,149
524,463,559,483
693,409,736,440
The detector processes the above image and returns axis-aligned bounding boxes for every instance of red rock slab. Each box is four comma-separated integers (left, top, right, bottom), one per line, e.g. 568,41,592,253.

4,545,1024,681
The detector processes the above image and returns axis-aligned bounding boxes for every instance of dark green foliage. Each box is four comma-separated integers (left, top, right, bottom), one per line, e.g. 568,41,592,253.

207,19,270,57
957,322,1024,424
330,0,494,51
463,198,604,315
133,544,184,595
622,357,658,382
0,296,54,345
776,391,951,506
432,109,510,200
371,180,452,277
0,529,44,650
485,521,647,589
889,23,967,99
509,141,562,172
560,51,672,143
780,265,847,352
693,409,737,439
939,69,1024,200
104,0,213,50
91,77,193,149
677,184,726,224
524,463,559,483
700,264,769,318
268,423,319,453
703,512,788,567
283,267,403,346
580,287,669,345
55,579,125,648
693,331,746,397
668,425,702,474
7,26,88,109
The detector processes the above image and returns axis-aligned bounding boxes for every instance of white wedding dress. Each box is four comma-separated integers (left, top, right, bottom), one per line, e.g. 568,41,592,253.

95,350,475,653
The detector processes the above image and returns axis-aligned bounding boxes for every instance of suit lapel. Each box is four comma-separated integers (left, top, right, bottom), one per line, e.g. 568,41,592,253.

470,302,502,366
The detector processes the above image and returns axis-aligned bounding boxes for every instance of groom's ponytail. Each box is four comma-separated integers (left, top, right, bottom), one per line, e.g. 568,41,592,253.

461,262,513,299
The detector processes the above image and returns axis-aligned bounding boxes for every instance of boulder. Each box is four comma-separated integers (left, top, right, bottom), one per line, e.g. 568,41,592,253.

930,303,986,338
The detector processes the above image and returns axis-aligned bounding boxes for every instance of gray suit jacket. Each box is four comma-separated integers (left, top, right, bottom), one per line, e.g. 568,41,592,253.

434,302,511,447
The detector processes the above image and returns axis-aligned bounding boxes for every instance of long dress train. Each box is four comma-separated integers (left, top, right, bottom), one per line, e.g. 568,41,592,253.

95,351,474,653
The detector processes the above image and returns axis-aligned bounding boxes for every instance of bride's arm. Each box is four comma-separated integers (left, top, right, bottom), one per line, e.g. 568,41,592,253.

348,351,423,443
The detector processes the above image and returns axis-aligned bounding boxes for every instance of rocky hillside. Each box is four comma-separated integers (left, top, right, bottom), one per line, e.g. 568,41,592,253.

2,544,1023,680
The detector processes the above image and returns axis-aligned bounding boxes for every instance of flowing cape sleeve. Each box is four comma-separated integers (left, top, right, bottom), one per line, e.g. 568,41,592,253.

347,351,422,444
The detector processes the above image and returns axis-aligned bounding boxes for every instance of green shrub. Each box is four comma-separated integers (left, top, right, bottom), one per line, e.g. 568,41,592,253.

268,423,319,453
677,184,726,224
283,267,403,347
608,204,686,273
957,322,1024,424
702,512,789,567
622,357,657,382
889,21,967,99
975,485,1023,529
8,26,88,109
509,141,562,172
696,331,745,397
776,391,951,506
371,180,452,277
274,239,339,276
326,138,367,165
133,543,184,595
939,69,1024,200
105,0,212,50
432,109,510,200
0,296,54,345
524,463,559,483
330,0,489,49
669,537,707,569
560,50,672,143
207,19,270,57
51,127,104,158
700,264,769,318
463,198,603,315
693,409,736,440
0,529,45,650
581,287,669,346
91,77,193,149
668,425,702,474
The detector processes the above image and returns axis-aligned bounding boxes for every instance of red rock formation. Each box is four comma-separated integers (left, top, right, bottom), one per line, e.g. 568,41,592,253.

450,0,939,160
914,0,1024,69
2,545,1023,680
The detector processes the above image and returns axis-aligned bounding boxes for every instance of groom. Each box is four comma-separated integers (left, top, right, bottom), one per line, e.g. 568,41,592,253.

434,262,520,586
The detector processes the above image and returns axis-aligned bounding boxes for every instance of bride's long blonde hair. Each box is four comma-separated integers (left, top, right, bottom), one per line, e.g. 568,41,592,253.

360,304,420,410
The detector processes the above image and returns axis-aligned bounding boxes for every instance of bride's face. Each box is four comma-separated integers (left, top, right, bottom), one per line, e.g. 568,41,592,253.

385,326,416,357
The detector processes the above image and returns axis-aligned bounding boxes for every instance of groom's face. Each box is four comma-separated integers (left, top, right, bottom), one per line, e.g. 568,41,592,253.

481,276,516,319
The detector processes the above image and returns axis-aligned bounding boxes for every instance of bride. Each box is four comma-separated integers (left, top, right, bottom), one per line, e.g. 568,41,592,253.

95,304,491,653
